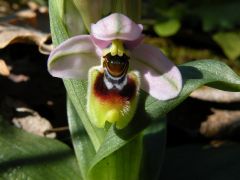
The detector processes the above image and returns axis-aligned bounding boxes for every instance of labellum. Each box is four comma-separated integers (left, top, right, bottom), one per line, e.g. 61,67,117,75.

87,40,140,129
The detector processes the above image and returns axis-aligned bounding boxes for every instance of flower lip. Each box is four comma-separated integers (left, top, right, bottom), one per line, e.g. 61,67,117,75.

93,71,137,102
91,13,143,42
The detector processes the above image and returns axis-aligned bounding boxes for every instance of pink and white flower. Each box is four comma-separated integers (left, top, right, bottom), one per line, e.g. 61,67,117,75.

48,13,182,129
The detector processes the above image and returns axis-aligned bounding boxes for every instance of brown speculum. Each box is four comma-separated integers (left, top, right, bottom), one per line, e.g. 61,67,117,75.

103,53,129,78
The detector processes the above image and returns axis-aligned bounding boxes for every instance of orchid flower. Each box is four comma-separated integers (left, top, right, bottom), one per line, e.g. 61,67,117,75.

48,13,182,129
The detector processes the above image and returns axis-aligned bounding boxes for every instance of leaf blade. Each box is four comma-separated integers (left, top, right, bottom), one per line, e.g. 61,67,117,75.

0,117,81,180
67,99,96,180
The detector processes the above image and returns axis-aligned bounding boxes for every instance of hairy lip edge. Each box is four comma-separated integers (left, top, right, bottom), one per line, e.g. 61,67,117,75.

93,72,137,103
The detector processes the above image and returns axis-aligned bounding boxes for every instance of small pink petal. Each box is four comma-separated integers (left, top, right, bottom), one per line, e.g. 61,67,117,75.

90,35,111,49
48,35,100,79
124,35,144,50
91,13,143,41
130,44,182,100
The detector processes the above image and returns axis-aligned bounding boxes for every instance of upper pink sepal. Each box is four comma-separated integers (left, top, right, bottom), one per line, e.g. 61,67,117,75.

130,44,182,100
48,35,99,79
91,13,143,42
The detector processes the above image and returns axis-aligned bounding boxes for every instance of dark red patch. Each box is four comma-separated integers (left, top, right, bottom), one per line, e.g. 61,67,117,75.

93,72,137,102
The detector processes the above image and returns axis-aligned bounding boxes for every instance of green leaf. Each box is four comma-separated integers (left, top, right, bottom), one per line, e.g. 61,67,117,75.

67,99,95,180
49,0,69,45
64,0,87,36
154,19,181,37
88,132,143,180
213,32,240,60
140,117,166,180
0,117,81,180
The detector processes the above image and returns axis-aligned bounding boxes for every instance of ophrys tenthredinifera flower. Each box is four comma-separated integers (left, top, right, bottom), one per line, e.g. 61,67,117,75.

48,13,182,129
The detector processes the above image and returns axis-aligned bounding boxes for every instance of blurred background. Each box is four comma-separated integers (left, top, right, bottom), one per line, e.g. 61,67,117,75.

0,0,240,179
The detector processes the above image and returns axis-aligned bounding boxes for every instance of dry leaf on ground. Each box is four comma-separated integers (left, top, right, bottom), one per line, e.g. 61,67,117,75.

191,86,240,103
0,59,10,76
12,107,56,138
0,1,18,17
0,59,30,83
0,23,52,54
200,108,240,138
0,2,52,54
8,73,29,83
